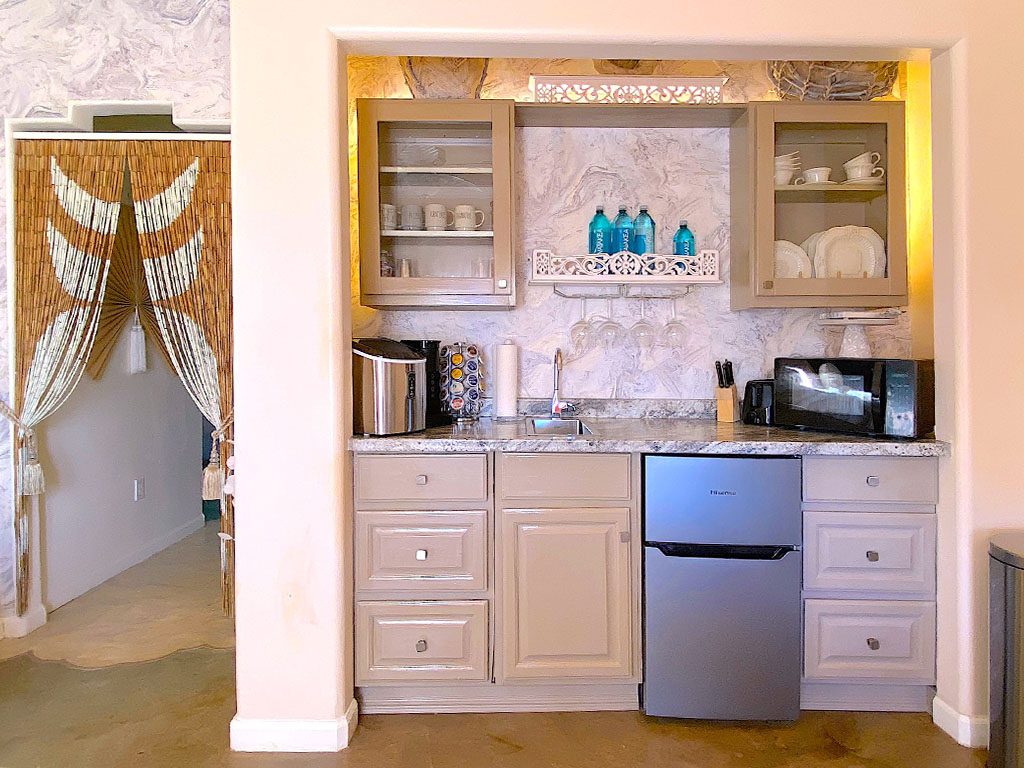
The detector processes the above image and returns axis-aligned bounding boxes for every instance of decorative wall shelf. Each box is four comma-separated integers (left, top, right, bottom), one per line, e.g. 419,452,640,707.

529,76,727,105
531,249,721,292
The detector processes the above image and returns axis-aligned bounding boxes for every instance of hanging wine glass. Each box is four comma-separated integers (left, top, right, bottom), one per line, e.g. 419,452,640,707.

629,298,657,351
568,298,594,354
660,297,688,348
597,300,625,350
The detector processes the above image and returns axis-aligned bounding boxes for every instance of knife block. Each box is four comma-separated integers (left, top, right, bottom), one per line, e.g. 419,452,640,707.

716,385,741,423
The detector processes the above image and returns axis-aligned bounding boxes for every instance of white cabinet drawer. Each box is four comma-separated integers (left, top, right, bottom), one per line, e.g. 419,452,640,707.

356,511,487,592
804,511,936,597
803,456,937,505
804,599,935,683
355,454,488,504
356,600,489,683
499,453,631,501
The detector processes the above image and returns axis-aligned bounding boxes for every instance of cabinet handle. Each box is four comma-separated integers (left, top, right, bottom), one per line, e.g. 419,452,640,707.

415,639,428,653
866,475,881,487
415,474,428,486
866,550,880,562
415,549,428,561
763,279,774,290
497,279,508,289
866,637,880,651
619,531,631,544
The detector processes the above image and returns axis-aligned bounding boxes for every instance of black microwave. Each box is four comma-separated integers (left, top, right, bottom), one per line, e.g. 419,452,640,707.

773,358,935,438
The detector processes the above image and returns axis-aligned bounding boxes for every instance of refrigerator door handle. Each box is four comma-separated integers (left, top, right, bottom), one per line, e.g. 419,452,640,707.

646,542,798,561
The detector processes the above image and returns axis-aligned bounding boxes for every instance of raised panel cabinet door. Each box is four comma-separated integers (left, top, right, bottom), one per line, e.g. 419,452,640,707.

500,507,632,680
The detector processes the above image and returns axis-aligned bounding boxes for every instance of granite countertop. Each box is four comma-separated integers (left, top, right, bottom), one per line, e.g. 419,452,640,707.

349,418,949,457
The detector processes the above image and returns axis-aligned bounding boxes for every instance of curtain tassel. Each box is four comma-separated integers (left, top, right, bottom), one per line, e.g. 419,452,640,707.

128,308,147,374
202,434,225,501
19,430,45,496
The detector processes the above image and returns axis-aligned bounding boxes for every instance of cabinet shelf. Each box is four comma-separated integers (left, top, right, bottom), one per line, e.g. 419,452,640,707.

776,183,887,201
381,229,495,238
380,166,493,175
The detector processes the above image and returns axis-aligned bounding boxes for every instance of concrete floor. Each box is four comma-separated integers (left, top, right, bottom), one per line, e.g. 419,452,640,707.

0,523,987,768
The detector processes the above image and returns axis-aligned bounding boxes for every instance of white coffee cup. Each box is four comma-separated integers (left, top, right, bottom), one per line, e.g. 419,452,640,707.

794,166,832,185
453,205,485,231
424,204,454,231
381,203,398,230
847,151,881,166
845,164,885,181
774,168,796,186
399,204,424,231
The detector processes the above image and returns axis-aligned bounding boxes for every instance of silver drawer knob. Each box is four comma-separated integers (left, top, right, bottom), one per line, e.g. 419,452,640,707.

415,549,428,561
497,279,508,289
415,474,428,486
866,550,880,562
867,637,880,651
866,475,881,487
415,639,428,653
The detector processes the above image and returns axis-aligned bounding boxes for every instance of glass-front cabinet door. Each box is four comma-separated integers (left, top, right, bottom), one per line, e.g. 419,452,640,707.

357,99,515,309
731,101,907,309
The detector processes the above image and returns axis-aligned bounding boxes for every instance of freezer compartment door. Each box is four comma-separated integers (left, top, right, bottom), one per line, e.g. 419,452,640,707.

643,546,802,720
644,455,801,546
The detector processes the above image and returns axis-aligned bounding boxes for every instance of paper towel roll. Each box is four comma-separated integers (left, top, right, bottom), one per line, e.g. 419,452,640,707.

493,339,519,419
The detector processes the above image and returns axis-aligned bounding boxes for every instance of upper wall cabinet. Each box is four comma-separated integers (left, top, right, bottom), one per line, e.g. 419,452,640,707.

730,102,907,309
357,99,516,310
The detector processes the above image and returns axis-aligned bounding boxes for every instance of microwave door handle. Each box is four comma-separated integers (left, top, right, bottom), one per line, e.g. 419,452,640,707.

870,364,886,432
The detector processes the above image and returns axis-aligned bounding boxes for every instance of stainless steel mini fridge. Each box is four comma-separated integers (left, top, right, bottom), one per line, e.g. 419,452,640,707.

643,455,803,721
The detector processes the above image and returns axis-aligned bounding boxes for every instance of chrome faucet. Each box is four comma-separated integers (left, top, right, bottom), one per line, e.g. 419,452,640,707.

550,348,576,418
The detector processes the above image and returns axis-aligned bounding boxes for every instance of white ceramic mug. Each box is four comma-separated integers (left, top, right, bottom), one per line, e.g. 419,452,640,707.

794,166,832,185
424,203,454,231
774,168,796,186
847,151,881,166
399,204,424,231
453,205,485,231
845,164,885,181
381,203,398,230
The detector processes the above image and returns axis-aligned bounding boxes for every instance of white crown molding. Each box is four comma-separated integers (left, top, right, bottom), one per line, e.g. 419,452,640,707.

932,695,989,748
229,700,359,753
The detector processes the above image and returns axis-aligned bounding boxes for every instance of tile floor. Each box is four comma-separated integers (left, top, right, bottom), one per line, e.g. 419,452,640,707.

0,523,987,768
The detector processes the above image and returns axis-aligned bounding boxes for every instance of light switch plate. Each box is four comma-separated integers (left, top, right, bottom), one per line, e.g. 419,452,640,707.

133,477,145,501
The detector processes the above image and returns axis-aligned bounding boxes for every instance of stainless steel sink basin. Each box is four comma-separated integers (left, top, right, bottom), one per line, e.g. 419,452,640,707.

526,417,593,437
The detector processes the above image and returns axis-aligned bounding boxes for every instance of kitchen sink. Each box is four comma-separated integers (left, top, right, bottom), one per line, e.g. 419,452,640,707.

526,417,593,437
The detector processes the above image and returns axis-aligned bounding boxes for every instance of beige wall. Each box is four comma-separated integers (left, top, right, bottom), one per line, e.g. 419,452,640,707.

230,0,1018,750
39,325,202,609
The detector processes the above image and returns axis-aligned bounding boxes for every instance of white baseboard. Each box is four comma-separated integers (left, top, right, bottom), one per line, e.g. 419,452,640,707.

230,699,359,752
0,602,48,638
45,514,206,610
800,681,933,712
932,695,989,748
358,682,639,714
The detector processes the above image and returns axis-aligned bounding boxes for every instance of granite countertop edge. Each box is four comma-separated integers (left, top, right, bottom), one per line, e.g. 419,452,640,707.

349,419,950,458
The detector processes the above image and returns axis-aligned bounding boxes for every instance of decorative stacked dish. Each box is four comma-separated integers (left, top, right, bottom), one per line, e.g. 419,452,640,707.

774,226,886,279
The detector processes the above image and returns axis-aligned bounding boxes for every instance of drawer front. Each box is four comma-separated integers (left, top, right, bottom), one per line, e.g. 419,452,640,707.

499,453,631,501
804,511,936,596
804,599,935,682
356,511,487,592
803,456,937,504
356,600,488,683
355,454,488,504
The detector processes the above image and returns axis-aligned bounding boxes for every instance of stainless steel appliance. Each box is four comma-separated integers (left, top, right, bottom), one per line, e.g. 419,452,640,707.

643,455,802,721
773,357,935,438
742,379,774,426
352,338,426,436
989,532,1024,768
400,339,451,428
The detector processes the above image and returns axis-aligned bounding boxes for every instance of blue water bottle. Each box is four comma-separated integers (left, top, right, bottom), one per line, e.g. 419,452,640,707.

673,220,696,258
611,205,634,253
588,206,613,254
633,205,656,254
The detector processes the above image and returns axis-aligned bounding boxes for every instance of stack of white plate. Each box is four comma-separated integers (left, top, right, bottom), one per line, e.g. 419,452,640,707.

801,226,887,278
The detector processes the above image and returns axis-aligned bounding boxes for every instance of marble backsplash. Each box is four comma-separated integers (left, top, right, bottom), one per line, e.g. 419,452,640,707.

356,124,911,399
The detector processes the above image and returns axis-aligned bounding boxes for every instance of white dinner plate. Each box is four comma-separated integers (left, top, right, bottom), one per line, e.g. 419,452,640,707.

812,226,886,279
774,240,813,279
801,231,825,261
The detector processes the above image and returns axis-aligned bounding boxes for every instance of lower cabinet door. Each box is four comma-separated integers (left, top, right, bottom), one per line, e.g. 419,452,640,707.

500,507,632,680
356,600,489,683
